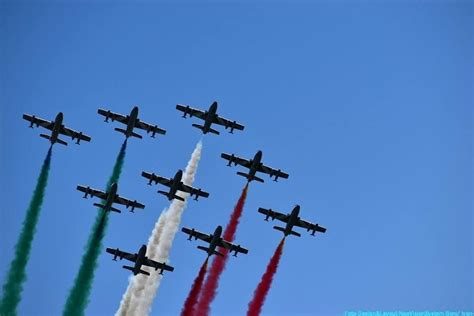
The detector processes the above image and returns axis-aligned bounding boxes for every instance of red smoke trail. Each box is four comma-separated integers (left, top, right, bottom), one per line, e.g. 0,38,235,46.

181,258,209,316
194,184,249,316
247,239,285,316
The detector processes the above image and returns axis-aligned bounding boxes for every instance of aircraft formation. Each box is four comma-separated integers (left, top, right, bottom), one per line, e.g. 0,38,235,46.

22,102,326,284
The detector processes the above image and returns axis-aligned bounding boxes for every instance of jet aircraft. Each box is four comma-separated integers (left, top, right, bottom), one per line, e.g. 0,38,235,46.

221,150,289,183
141,169,209,202
258,205,326,237
106,245,174,276
181,225,248,257
98,106,166,139
176,101,244,135
76,182,145,213
23,112,91,146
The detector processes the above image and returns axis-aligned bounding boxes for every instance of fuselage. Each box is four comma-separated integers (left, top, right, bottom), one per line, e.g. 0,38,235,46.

133,245,147,275
104,182,118,212
169,169,184,199
125,106,139,138
284,205,300,236
203,102,218,133
50,112,64,144
207,225,223,256
248,150,263,179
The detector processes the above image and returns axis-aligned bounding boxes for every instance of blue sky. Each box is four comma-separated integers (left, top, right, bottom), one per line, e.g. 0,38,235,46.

1,1,472,315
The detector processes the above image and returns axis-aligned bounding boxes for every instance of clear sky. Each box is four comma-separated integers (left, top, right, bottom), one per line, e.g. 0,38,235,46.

1,1,472,315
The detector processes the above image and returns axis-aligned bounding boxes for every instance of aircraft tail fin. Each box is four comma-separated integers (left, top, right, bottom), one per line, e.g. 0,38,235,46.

273,225,301,237
192,123,220,135
236,171,264,183
93,203,121,213
197,245,224,257
40,133,68,146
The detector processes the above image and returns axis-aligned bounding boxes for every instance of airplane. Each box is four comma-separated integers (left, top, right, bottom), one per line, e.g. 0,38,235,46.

97,106,166,139
76,182,145,213
106,245,174,276
176,101,244,135
22,112,91,146
258,205,326,237
141,169,210,202
181,225,248,257
221,150,289,183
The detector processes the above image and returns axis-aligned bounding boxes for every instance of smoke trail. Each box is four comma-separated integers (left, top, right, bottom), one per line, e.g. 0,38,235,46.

247,239,285,316
115,210,167,316
117,141,202,316
0,147,53,315
195,184,249,316
62,141,127,316
181,259,209,316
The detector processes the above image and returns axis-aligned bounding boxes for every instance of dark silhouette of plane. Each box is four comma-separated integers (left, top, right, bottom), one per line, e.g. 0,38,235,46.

221,150,289,183
23,112,91,146
106,245,174,276
98,106,166,139
258,205,326,237
141,169,209,202
76,182,145,213
176,101,244,135
182,225,248,257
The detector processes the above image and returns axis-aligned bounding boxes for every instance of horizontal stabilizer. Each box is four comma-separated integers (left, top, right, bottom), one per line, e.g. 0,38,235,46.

93,203,121,213
192,123,220,135
122,265,150,276
197,245,224,257
114,127,143,139
114,127,127,134
158,190,178,201
173,194,185,202
56,138,68,146
290,230,301,237
273,225,301,237
130,131,143,139
40,133,68,146
139,269,150,276
237,172,264,183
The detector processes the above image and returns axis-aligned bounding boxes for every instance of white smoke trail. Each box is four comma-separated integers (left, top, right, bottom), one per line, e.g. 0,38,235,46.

116,141,203,316
115,211,167,316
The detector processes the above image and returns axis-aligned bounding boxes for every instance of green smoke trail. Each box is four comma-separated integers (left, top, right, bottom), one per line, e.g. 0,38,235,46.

62,141,127,316
0,147,53,316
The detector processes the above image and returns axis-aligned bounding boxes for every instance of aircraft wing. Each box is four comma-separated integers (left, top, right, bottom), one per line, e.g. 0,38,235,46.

134,119,166,137
219,240,249,255
258,207,290,222
213,115,245,132
97,109,129,124
258,164,289,181
59,126,92,143
179,183,210,200
181,227,212,243
106,248,137,262
113,195,145,210
143,257,174,272
176,104,207,120
221,153,252,168
76,185,108,200
296,219,327,234
22,114,54,130
141,172,173,187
